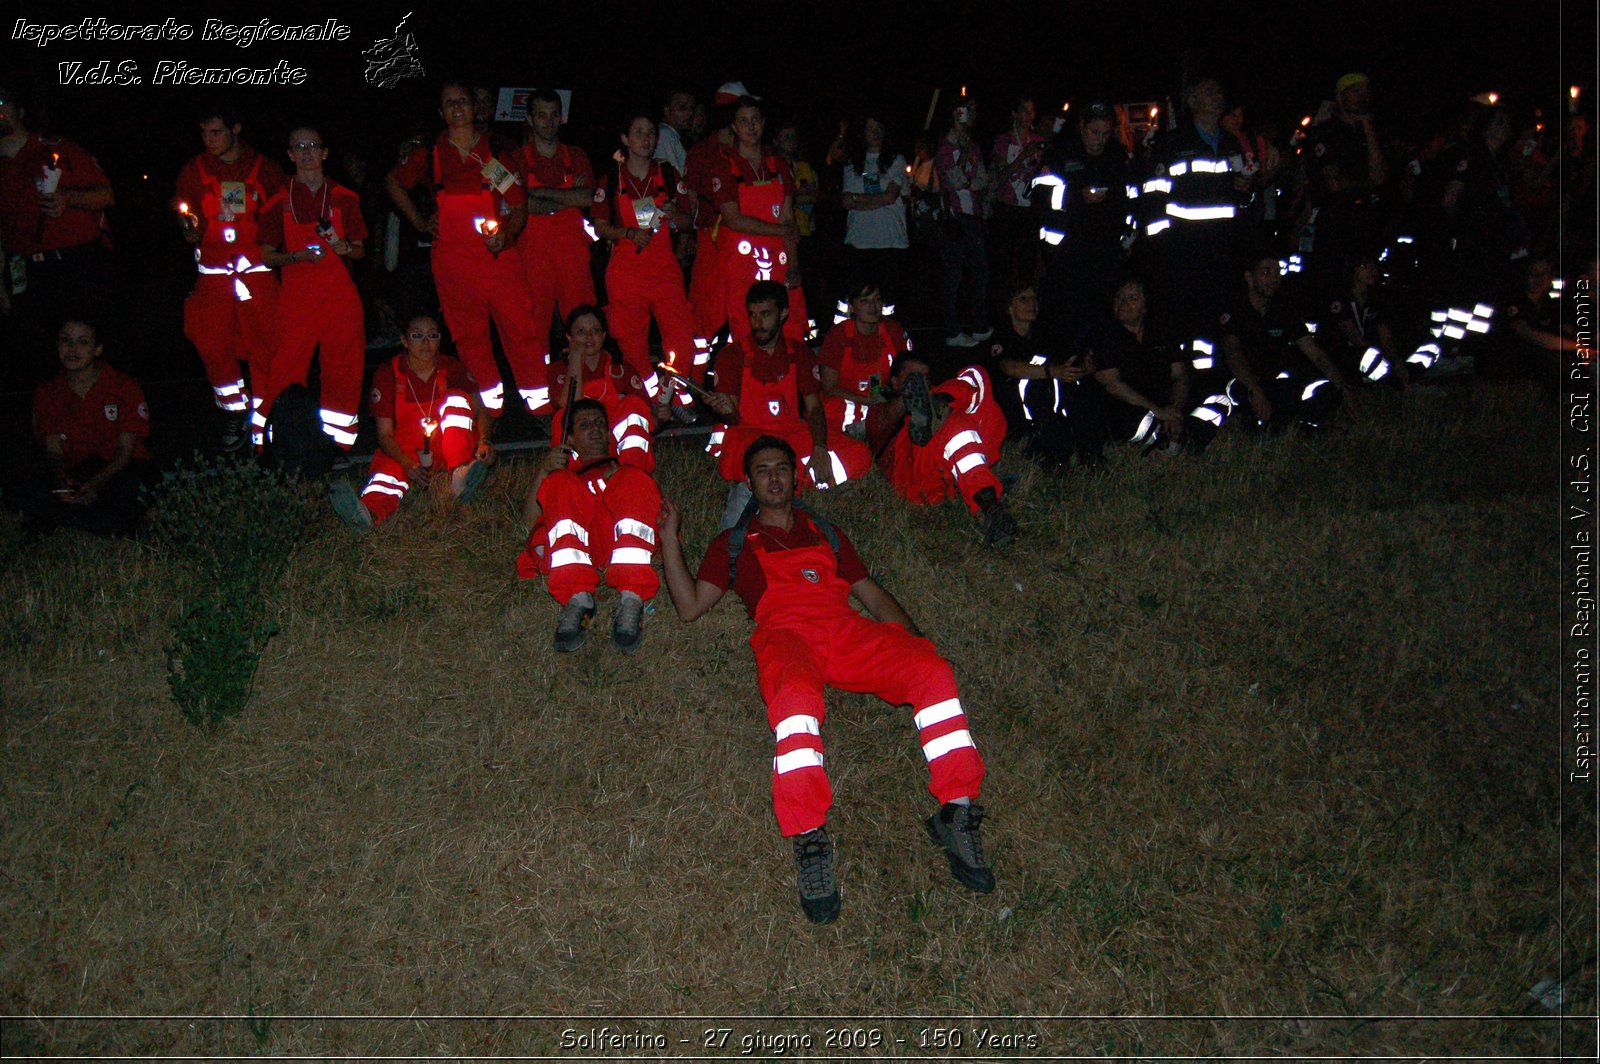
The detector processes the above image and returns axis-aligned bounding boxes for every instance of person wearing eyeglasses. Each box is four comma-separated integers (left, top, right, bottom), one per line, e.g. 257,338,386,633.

330,313,493,531
173,103,285,451
254,126,367,453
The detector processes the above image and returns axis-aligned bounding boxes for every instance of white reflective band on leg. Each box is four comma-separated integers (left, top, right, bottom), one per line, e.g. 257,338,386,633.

642,373,661,400
609,547,653,566
883,303,897,317
1466,320,1490,334
613,518,657,544
1142,177,1173,194
362,482,406,500
250,411,267,429
1191,338,1214,355
1275,371,1292,380
1168,161,1189,176
922,729,975,762
1165,203,1237,221
1132,411,1157,443
323,427,359,446
942,430,983,461
957,368,986,407
1040,227,1065,246
1300,378,1329,401
1443,325,1466,340
1125,183,1140,199
370,472,408,490
612,413,651,438
440,395,472,413
1193,407,1224,426
827,450,849,485
952,452,988,476
835,299,849,315
1029,354,1048,366
1447,308,1473,323
914,698,965,730
549,548,593,568
440,414,475,431
693,349,711,366
1473,304,1494,318
1360,347,1382,373
774,748,826,774
705,430,724,454
321,408,359,428
1408,343,1442,368
519,386,549,409
1192,158,1231,173
775,714,822,742
480,384,504,410
1145,219,1171,236
1367,360,1389,381
547,519,590,547
1191,356,1214,370
617,435,651,452
1017,380,1033,421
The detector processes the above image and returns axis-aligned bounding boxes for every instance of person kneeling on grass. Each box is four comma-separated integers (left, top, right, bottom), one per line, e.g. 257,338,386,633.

330,314,493,531
865,356,1019,548
517,398,661,654
660,435,995,925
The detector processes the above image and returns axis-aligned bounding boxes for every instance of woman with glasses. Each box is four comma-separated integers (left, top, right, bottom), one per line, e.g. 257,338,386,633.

329,314,493,531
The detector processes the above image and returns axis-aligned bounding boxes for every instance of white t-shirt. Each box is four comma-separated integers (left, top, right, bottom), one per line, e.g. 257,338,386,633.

654,124,687,173
842,151,909,250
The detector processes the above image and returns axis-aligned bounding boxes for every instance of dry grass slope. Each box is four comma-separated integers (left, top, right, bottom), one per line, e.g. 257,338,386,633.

0,386,1589,1057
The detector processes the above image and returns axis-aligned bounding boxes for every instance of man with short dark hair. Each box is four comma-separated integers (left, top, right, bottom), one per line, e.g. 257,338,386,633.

655,89,695,173
514,89,598,413
173,105,284,449
660,435,995,924
705,281,869,517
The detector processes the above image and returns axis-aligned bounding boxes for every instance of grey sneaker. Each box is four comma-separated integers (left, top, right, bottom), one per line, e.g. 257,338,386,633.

329,480,374,532
925,802,996,893
903,371,935,446
793,827,841,924
452,458,490,501
553,592,596,652
611,591,645,654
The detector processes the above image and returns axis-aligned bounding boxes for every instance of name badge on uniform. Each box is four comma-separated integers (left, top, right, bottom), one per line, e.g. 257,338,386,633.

631,197,660,231
481,157,516,194
219,181,247,215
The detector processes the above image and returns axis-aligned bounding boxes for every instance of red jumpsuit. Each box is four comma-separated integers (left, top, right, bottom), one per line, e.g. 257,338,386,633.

871,365,1006,513
358,354,479,523
697,513,986,837
684,134,728,368
707,337,870,488
517,459,661,606
816,319,907,438
515,141,598,408
254,178,368,448
390,134,545,414
593,161,698,409
709,146,809,346
175,148,283,418
547,351,658,473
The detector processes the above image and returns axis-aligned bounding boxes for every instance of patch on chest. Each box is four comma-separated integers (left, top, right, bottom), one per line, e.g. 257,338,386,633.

800,568,819,583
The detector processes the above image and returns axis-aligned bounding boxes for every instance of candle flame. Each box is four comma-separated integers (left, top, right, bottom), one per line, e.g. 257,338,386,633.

1301,116,1312,126
1572,86,1582,100
177,201,189,213
1487,92,1499,105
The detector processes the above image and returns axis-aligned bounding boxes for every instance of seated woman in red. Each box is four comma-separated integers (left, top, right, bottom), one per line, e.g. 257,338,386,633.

547,305,658,473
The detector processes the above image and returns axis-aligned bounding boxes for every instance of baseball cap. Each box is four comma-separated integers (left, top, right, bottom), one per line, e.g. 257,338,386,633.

715,82,757,105
1336,73,1370,96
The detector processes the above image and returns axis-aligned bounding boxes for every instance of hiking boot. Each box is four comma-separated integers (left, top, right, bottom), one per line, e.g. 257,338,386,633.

451,458,490,501
974,488,1017,548
793,827,841,924
611,591,645,654
925,802,996,893
219,410,249,453
670,399,699,425
902,371,935,446
329,480,374,533
553,592,596,653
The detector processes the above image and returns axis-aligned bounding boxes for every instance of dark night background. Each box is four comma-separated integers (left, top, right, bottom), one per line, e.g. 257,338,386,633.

1,0,1594,446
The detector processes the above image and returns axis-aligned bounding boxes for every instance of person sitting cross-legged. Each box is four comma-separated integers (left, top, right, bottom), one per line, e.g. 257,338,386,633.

517,398,661,654
660,434,995,925
330,314,493,531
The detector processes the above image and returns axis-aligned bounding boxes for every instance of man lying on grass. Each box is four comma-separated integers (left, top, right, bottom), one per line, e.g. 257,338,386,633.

659,434,995,924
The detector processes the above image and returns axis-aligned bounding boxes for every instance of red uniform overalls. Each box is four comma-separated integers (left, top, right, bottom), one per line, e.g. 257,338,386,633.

548,352,658,473
516,142,597,402
256,180,365,449
719,160,808,347
182,153,279,418
603,162,697,409
710,353,869,487
517,460,661,605
359,355,477,523
425,137,547,414
744,519,986,837
821,321,899,439
684,136,727,368
878,365,1005,512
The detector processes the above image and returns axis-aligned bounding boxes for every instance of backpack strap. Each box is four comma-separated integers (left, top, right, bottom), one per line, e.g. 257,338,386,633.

726,498,841,586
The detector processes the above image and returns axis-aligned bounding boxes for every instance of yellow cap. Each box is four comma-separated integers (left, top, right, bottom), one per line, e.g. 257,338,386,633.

1336,73,1370,95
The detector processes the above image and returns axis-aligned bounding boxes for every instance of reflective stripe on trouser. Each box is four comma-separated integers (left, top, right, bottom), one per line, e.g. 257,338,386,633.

255,277,365,447
431,243,546,414
714,421,871,488
183,271,279,409
516,463,661,603
755,611,984,837
357,405,476,523
884,400,1004,514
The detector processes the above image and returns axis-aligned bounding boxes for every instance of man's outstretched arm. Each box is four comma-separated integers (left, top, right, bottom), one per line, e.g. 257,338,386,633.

851,577,922,638
660,498,726,622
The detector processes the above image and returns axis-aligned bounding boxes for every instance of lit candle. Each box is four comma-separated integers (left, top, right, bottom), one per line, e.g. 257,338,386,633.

176,200,199,229
1572,86,1582,113
1053,102,1069,134
1487,92,1499,105
38,152,62,195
